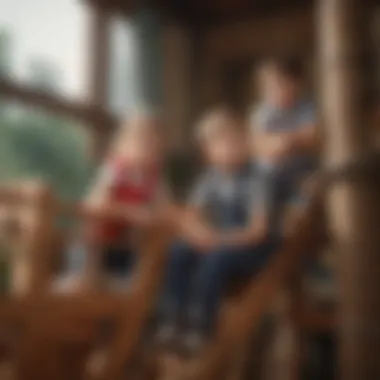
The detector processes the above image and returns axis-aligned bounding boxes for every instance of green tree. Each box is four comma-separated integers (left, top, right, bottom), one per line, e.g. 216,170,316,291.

0,109,93,201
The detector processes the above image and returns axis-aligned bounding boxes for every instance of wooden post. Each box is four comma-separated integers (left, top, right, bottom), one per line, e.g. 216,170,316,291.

11,182,55,295
262,278,305,380
87,3,112,160
88,3,110,107
13,183,63,380
129,9,164,111
96,225,174,380
163,23,193,151
318,1,380,379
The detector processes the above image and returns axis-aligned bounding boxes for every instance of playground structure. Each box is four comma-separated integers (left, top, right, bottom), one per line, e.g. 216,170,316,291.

0,175,329,380
0,0,380,379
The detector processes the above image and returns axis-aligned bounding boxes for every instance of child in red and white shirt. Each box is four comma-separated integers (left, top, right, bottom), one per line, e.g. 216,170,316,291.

58,113,171,291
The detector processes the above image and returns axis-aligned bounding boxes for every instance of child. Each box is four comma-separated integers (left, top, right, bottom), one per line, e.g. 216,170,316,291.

250,57,319,211
58,112,171,291
156,108,279,355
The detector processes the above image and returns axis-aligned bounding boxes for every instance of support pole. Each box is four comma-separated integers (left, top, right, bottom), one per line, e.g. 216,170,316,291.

88,4,110,107
11,183,55,295
163,23,193,150
318,1,380,379
128,9,163,112
87,3,112,160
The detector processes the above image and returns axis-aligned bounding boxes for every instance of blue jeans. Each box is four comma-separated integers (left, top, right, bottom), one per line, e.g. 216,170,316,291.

159,239,280,333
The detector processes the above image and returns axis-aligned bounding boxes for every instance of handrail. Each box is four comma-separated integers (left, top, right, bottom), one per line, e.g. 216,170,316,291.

0,183,177,380
187,187,325,380
0,78,116,129
0,182,325,380
0,185,164,223
0,226,175,379
0,183,180,293
0,184,181,257
93,225,175,380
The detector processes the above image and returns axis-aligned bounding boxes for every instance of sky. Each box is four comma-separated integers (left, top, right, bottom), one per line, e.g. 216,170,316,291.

0,0,89,98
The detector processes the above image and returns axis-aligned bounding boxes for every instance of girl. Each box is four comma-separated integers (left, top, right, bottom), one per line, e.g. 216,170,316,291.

57,113,172,291
250,57,319,221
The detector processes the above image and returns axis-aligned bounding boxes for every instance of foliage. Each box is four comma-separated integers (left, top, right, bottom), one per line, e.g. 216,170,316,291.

0,106,96,290
0,107,94,201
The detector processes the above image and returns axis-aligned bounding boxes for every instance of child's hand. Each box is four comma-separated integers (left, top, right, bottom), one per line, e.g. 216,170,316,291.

266,135,291,164
195,232,220,253
133,207,155,226
183,225,219,253
150,204,182,227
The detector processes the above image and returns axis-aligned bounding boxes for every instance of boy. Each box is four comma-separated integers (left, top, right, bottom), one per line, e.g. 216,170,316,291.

57,113,172,291
250,57,319,211
156,108,279,355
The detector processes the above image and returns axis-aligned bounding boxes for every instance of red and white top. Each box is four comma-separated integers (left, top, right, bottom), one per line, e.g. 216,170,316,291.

95,157,161,244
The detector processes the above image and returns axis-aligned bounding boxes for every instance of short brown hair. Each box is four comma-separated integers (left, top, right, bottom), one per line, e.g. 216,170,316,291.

258,56,304,81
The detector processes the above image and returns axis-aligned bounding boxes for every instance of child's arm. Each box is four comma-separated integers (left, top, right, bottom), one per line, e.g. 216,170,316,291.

252,104,319,161
180,175,219,249
182,207,217,240
84,164,152,226
148,182,182,226
219,213,268,247
279,123,319,155
218,178,272,247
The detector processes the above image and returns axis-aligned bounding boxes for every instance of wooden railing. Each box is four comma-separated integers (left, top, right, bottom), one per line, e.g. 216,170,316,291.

0,180,331,380
183,187,327,380
0,181,175,380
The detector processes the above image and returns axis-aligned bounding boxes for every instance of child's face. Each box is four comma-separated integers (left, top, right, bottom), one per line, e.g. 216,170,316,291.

121,121,163,169
204,123,248,170
261,70,299,108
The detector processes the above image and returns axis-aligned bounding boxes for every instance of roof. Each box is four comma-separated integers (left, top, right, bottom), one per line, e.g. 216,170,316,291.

85,0,313,25
86,0,380,26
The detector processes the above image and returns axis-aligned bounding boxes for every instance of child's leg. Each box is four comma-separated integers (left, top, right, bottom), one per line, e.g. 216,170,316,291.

102,245,135,290
53,242,89,292
55,242,133,292
154,241,200,348
65,242,87,274
188,239,280,335
158,241,200,325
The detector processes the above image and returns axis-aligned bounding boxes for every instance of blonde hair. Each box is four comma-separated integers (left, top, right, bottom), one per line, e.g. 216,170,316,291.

109,111,163,156
195,107,242,143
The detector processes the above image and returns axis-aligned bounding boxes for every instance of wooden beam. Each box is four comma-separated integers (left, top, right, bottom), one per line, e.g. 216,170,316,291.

318,1,380,379
86,2,114,159
83,0,137,15
0,78,116,130
163,23,193,150
0,294,127,325
96,225,174,380
88,3,111,107
13,184,55,295
301,309,336,332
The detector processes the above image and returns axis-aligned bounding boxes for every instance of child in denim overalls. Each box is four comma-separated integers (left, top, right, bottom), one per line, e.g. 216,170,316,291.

156,108,280,355
250,57,319,216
